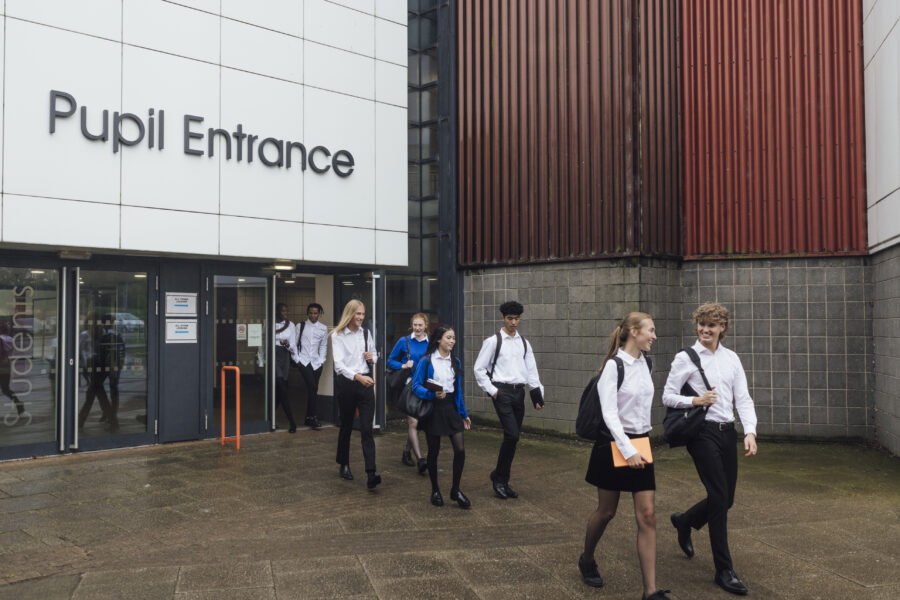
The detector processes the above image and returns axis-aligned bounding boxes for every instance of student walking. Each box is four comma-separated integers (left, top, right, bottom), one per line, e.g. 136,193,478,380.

473,301,544,500
579,313,671,600
273,303,299,433
295,303,328,430
663,302,758,596
331,299,381,490
386,313,430,472
411,325,471,508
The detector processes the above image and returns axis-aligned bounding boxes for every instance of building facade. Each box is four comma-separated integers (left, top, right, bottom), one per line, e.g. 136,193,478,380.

0,0,408,460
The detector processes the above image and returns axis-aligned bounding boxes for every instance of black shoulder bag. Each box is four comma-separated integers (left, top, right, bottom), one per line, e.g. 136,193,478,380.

662,347,710,447
387,336,412,398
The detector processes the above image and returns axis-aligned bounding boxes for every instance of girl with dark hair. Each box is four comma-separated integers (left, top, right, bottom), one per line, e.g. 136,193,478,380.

410,325,471,509
274,303,299,433
579,312,671,600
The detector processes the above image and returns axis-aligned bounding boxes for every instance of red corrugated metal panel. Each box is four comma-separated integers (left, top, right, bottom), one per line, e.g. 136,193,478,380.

457,0,681,267
682,0,867,257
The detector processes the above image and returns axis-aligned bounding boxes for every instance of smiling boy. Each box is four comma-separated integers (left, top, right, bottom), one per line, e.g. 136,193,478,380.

662,302,758,596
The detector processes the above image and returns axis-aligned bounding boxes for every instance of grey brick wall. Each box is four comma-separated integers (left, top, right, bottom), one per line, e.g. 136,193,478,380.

463,256,878,444
872,244,900,455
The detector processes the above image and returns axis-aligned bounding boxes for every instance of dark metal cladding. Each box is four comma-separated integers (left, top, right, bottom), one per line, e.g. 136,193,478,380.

681,0,867,258
457,0,681,267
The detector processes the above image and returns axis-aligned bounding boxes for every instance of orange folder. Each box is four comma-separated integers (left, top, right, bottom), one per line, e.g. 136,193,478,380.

611,437,653,467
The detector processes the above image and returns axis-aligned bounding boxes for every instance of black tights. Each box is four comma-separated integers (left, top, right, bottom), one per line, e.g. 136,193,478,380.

425,432,465,493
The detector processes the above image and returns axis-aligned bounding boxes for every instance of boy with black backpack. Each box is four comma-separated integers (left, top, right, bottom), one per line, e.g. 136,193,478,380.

473,301,544,500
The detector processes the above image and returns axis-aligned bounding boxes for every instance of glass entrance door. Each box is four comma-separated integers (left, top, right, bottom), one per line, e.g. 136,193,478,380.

74,269,152,449
212,275,268,436
0,268,60,458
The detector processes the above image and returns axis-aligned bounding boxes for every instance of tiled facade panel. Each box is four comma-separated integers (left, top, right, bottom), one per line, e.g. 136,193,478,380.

872,245,900,455
0,1,408,266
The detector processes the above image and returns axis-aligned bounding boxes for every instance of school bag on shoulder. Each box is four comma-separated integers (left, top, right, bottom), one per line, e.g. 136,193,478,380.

662,347,710,447
575,353,653,441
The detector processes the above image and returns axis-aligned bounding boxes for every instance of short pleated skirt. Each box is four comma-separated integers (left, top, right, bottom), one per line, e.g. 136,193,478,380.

422,397,465,437
585,431,656,492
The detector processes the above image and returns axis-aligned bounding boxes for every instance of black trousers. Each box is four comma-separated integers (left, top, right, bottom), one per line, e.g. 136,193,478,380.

297,362,322,419
491,385,526,484
274,376,297,428
335,377,377,473
684,423,739,572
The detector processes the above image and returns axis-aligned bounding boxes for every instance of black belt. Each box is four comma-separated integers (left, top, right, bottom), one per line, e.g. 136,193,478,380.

493,382,526,391
705,421,734,431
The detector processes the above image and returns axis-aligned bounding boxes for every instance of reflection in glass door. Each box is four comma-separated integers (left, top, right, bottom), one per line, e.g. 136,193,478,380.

76,270,149,441
0,268,59,453
213,276,268,433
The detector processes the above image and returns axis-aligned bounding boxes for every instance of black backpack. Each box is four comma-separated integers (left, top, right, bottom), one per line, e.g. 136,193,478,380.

575,353,653,441
486,331,528,380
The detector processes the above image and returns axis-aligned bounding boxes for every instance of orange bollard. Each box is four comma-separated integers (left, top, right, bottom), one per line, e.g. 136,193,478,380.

221,366,241,451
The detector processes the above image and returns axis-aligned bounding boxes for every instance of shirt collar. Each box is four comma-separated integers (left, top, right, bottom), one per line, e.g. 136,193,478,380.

499,328,519,340
411,333,428,342
693,340,722,355
433,352,452,362
616,348,643,365
341,327,358,336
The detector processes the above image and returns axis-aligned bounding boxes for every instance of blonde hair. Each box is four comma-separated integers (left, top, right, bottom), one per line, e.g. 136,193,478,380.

693,302,729,340
601,312,652,369
333,299,366,335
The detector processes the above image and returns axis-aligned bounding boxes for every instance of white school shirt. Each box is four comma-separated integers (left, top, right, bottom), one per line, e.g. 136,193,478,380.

431,352,455,393
662,341,757,436
295,320,329,370
331,327,378,381
473,329,544,398
597,349,655,460
274,321,299,362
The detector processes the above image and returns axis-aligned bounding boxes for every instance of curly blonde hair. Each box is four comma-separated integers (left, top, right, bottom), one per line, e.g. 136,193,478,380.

692,302,730,340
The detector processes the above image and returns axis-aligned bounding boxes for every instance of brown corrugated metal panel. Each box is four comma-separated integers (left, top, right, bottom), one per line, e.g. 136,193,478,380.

682,0,867,258
457,0,681,267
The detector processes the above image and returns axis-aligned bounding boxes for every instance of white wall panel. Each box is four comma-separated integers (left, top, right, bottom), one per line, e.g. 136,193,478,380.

220,69,304,222
4,20,121,204
121,46,220,214
168,0,220,14
375,0,407,25
305,42,374,99
303,89,375,229
374,104,407,232
220,216,302,260
123,0,219,64
304,224,374,264
375,230,407,266
121,206,218,254
863,0,899,66
375,61,407,106
6,0,122,41
375,18,407,65
304,0,375,58
222,0,302,37
330,0,375,15
869,190,900,251
221,19,302,82
3,195,119,249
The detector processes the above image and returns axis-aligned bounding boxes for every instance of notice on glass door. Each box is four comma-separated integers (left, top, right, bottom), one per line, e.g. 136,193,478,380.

165,292,198,316
166,319,197,343
247,323,262,347
236,323,247,341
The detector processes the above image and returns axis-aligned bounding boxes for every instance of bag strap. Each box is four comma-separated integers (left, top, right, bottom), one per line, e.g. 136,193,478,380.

612,356,625,390
682,347,712,391
297,321,306,352
405,336,411,362
488,331,528,379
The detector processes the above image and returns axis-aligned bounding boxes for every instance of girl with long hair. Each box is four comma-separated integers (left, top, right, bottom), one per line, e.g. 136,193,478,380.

410,325,471,509
387,313,430,472
579,312,671,600
331,299,381,490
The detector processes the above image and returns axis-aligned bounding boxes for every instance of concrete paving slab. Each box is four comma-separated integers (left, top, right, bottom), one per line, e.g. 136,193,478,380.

0,429,895,599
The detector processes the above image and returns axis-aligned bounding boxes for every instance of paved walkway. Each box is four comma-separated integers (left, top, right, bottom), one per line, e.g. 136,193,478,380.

0,427,897,599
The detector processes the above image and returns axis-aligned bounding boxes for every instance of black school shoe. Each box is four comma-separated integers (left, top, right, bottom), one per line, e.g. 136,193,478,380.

430,490,444,506
305,416,322,430
366,473,382,490
670,512,694,558
417,458,428,475
577,554,604,588
402,449,414,466
449,489,471,509
643,590,672,600
339,464,353,480
715,569,748,595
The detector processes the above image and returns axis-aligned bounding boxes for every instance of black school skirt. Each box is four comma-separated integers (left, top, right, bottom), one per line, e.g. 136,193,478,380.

585,431,656,492
422,396,465,437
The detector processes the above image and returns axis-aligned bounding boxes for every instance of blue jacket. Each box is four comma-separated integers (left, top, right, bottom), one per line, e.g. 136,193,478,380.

411,352,467,419
387,335,429,371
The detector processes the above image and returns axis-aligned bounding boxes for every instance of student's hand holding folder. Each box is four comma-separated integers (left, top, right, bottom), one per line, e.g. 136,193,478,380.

610,437,653,469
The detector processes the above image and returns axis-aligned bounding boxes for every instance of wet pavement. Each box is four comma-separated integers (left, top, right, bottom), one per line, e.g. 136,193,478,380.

0,426,897,599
